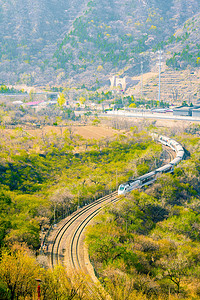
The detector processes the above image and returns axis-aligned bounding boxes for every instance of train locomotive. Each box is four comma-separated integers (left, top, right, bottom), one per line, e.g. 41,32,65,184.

118,135,184,195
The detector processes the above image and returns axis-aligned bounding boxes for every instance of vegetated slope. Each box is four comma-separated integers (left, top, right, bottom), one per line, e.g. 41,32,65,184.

0,0,200,85
165,13,200,69
129,13,200,104
0,0,89,84
0,116,162,251
86,133,200,299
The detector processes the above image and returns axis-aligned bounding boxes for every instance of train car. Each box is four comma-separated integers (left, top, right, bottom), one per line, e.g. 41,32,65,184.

137,171,157,187
175,145,184,152
168,139,178,151
177,151,184,159
118,135,184,195
155,163,174,174
118,179,140,195
118,171,157,195
169,157,182,166
159,135,169,146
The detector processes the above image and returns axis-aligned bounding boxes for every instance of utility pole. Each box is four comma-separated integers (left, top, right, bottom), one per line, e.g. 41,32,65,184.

141,61,143,99
54,204,56,224
78,191,80,210
157,50,163,106
35,279,42,300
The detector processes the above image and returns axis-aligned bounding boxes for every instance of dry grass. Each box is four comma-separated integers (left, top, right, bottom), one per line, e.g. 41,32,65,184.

4,124,119,141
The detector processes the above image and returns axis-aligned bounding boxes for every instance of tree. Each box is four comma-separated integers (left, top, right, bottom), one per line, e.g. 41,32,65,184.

29,89,34,101
0,191,12,247
181,100,188,107
156,253,192,295
97,65,103,72
86,221,126,264
41,265,89,300
129,103,136,108
57,93,66,107
0,248,95,300
92,117,100,126
103,272,148,300
0,248,39,300
79,96,86,105
50,188,74,222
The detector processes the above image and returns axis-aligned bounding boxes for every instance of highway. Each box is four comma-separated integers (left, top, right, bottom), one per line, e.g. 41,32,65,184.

74,108,200,122
101,110,200,122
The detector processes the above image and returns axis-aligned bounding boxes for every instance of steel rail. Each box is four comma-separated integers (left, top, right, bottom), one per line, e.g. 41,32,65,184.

50,191,118,268
70,194,119,272
48,145,176,280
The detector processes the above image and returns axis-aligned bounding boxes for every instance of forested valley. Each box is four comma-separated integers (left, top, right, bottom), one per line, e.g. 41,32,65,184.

1,0,200,299
0,113,163,299
86,128,200,299
0,110,200,299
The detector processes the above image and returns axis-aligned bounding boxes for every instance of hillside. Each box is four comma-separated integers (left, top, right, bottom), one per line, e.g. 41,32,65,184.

166,13,200,68
126,12,200,103
0,0,200,87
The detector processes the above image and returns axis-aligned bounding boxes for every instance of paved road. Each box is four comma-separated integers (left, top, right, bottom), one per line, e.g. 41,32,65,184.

75,109,200,122
100,110,200,122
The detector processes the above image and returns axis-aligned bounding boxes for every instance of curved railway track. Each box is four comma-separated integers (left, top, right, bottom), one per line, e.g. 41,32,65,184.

49,192,118,278
162,144,176,163
47,145,176,284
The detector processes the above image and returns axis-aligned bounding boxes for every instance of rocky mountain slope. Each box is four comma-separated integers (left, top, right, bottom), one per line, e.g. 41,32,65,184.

0,0,200,87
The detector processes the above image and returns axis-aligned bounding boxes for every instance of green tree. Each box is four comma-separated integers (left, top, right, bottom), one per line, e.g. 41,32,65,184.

156,253,192,295
92,118,100,126
29,89,34,101
0,191,12,247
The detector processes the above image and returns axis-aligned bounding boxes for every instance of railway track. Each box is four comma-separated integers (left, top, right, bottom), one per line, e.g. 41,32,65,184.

162,144,176,163
47,144,176,285
49,191,118,277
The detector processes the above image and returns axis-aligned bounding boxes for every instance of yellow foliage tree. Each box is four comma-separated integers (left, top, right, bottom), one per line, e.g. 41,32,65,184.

57,93,66,107
29,89,34,101
150,25,157,30
79,96,86,105
97,65,103,72
0,248,39,300
129,103,136,108
0,248,96,299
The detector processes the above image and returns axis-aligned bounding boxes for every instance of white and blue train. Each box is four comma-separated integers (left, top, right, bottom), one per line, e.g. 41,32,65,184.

118,135,184,195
